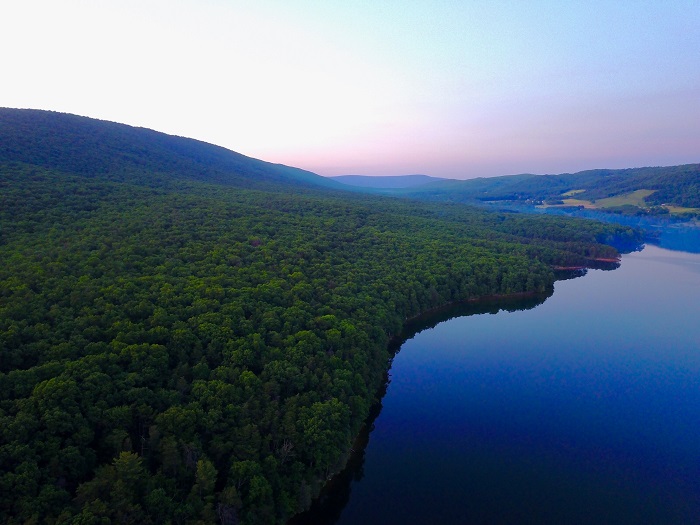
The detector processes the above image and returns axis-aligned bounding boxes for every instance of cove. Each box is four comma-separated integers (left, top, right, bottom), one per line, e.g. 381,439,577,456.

293,244,700,524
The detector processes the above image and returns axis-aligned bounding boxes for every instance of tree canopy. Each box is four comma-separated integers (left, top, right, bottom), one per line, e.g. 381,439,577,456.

0,109,642,524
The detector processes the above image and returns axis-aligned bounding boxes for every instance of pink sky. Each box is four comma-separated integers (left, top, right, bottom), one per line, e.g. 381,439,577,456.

2,0,699,179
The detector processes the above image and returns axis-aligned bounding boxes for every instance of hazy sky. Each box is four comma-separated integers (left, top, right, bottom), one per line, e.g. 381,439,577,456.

3,1,699,178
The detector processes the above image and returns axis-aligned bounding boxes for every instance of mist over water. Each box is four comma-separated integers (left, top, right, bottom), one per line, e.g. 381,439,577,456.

295,244,700,524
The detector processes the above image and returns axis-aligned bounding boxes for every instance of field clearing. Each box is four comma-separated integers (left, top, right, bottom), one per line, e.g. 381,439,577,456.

534,187,697,216
595,189,656,208
539,189,658,211
663,205,700,215
562,198,596,208
537,198,596,209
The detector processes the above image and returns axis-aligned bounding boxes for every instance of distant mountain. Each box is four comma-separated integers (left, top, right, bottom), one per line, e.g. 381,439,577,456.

0,108,343,190
331,174,449,189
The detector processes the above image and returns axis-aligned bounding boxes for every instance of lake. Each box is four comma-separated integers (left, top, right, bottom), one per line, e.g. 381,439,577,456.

294,244,700,524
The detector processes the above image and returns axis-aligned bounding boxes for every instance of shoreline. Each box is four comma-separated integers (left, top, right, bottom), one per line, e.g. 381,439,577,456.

288,255,621,523
553,256,620,271
290,284,566,522
289,289,546,524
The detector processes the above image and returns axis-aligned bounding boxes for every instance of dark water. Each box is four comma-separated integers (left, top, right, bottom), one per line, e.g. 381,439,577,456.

296,244,700,524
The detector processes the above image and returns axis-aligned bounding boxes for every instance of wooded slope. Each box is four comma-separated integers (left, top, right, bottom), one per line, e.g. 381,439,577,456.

391,164,700,209
0,110,641,524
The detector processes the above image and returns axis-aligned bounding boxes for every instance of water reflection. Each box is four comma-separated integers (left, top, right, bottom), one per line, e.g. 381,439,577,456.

292,292,553,525
536,207,700,254
292,246,700,524
394,292,552,350
288,382,386,525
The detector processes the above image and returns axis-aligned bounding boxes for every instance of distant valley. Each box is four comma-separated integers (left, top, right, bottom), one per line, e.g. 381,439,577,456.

330,174,449,189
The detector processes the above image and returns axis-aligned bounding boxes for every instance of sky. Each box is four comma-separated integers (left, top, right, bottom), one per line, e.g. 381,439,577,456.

2,0,699,179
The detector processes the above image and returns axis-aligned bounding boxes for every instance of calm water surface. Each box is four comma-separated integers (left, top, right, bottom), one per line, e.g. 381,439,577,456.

297,244,700,524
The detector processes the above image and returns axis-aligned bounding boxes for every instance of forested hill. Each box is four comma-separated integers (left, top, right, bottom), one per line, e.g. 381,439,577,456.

389,164,700,211
0,110,641,524
0,108,341,190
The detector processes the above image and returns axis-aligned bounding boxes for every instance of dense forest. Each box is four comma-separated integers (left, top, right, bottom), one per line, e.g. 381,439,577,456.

0,109,642,524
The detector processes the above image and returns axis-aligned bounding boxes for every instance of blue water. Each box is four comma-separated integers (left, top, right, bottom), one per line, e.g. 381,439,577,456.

297,244,700,524
534,206,700,253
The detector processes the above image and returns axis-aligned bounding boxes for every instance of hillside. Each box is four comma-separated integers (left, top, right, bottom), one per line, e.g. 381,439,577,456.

0,110,641,524
389,165,700,214
0,108,342,191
